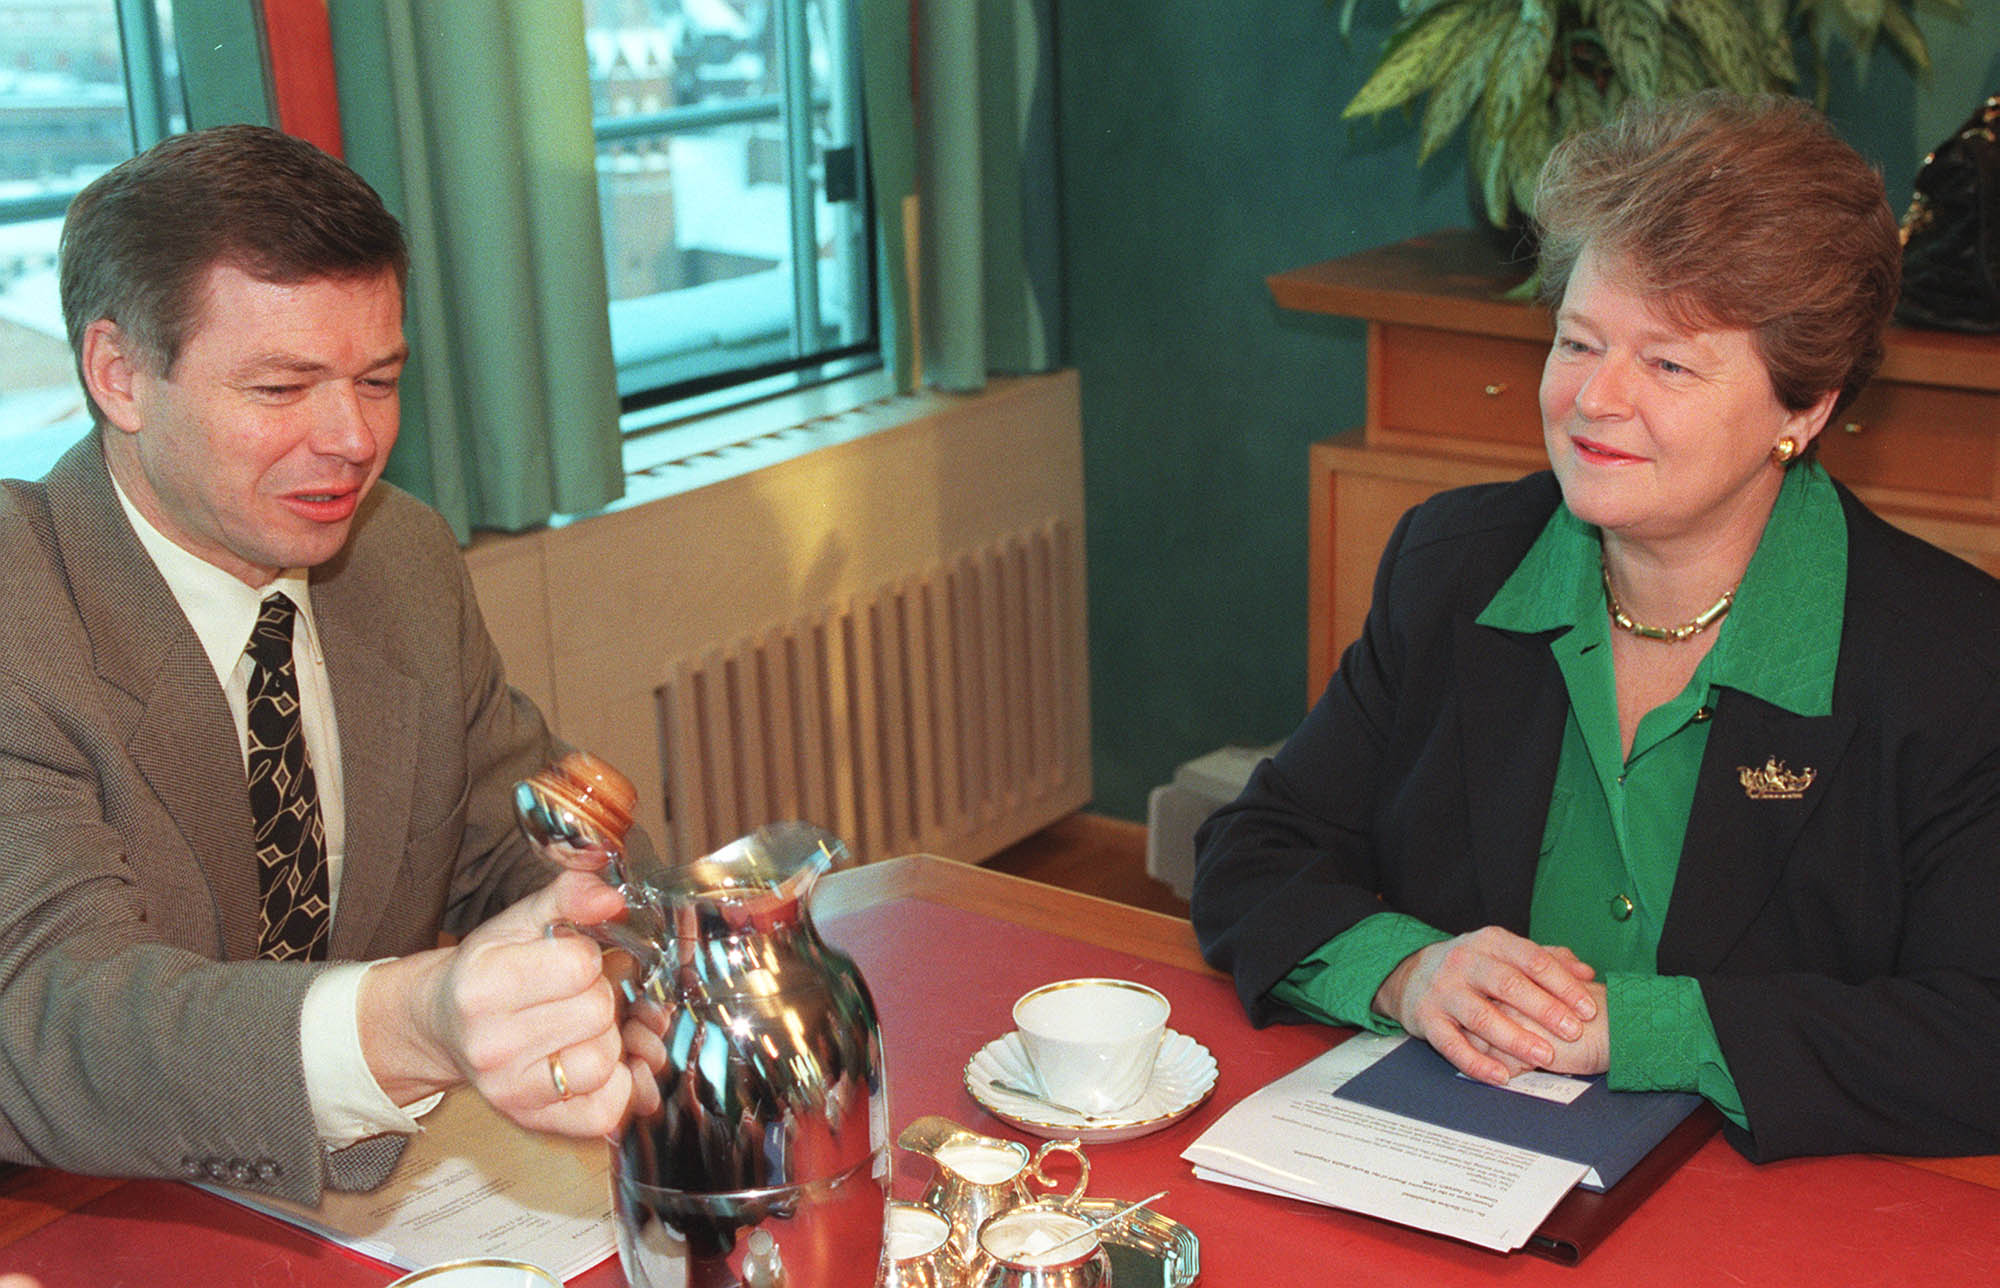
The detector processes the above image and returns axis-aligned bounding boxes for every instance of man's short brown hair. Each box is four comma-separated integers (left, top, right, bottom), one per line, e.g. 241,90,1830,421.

59,124,408,419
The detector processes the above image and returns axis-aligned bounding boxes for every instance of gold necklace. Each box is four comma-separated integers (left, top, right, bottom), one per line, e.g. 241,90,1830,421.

1600,559,1737,643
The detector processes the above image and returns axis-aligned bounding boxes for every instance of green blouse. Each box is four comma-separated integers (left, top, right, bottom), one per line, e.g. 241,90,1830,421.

1269,463,1847,1130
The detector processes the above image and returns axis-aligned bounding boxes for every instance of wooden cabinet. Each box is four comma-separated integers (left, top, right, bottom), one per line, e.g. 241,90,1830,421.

1273,230,2000,700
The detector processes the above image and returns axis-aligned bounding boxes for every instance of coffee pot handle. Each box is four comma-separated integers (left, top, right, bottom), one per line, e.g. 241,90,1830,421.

546,917,666,1003
1029,1139,1091,1206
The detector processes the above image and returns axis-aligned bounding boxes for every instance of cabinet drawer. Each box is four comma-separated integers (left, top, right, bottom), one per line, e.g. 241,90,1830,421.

1819,380,2000,503
1376,324,1546,449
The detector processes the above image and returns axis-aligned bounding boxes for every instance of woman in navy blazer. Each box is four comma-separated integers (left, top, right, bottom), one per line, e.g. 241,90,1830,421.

1193,93,2000,1161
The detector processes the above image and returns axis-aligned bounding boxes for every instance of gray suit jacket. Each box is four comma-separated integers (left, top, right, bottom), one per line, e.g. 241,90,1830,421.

0,439,558,1203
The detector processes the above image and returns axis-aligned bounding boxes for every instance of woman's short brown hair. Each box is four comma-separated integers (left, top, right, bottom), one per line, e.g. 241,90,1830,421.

1535,91,1900,418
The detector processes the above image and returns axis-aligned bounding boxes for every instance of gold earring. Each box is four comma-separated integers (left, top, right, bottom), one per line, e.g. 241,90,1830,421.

1771,438,1798,465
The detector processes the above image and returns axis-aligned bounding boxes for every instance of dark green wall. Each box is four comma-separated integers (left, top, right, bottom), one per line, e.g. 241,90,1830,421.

1056,2,2000,820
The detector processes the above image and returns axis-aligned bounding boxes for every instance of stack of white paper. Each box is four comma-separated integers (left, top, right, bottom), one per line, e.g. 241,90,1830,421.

1181,1034,1589,1253
209,1087,618,1279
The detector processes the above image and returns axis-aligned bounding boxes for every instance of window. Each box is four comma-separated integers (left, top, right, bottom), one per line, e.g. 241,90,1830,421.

582,0,877,427
0,1,882,479
0,0,183,481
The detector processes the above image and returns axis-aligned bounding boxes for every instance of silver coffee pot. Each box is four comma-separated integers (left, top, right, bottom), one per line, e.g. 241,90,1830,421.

516,755,889,1287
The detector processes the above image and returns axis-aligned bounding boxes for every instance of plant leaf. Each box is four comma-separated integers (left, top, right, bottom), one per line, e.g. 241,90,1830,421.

1554,65,1610,138
1800,15,1834,108
1875,1,1932,72
1468,101,1513,227
1656,24,1710,97
1598,0,1665,98
1477,0,1558,143
1507,96,1556,218
1670,0,1778,93
1343,0,1486,118
1839,0,1889,38
1417,2,1517,160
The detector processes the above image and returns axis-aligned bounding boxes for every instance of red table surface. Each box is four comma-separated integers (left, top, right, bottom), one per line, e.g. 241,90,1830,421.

7,895,1999,1286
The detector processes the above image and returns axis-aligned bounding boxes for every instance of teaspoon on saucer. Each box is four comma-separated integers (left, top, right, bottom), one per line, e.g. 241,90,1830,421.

987,1077,1123,1123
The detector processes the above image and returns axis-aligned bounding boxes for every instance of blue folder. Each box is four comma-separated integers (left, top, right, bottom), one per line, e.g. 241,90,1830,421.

1333,1039,1703,1192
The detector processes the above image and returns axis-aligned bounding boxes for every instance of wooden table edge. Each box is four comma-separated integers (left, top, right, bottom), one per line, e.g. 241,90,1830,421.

818,854,1214,975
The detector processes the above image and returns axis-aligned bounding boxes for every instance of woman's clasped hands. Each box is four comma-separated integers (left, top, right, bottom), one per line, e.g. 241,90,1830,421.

1373,927,1610,1085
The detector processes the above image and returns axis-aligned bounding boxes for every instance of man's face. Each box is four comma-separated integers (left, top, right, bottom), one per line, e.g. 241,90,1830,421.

98,263,406,587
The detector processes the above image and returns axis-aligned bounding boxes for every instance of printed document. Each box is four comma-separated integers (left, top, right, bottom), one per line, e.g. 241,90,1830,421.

1182,1034,1589,1252
208,1085,616,1277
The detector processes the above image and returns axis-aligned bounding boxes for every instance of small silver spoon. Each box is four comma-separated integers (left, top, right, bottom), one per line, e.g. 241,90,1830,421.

987,1077,1121,1124
1035,1190,1169,1259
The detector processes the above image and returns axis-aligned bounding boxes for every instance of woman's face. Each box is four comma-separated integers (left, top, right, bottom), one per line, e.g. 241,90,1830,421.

1540,245,1834,554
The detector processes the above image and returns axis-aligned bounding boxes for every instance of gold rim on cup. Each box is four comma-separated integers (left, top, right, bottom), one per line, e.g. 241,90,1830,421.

385,1258,562,1287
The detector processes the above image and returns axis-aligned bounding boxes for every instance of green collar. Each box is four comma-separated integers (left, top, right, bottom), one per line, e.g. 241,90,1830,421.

1478,464,1846,717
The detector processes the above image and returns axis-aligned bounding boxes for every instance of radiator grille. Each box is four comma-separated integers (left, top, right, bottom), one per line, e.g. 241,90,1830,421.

656,518,1083,863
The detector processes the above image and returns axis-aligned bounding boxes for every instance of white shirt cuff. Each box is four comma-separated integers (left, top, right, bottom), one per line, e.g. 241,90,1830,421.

301,960,443,1148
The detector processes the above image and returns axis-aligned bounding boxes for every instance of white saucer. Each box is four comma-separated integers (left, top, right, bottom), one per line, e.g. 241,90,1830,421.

964,1029,1218,1143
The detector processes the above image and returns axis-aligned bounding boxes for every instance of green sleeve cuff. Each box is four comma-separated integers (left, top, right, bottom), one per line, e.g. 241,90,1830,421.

1267,912,1450,1032
1606,973,1747,1130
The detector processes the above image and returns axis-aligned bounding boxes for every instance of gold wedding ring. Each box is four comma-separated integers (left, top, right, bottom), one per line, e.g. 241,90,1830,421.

548,1051,572,1101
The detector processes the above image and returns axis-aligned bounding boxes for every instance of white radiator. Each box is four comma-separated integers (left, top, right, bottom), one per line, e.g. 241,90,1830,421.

465,371,1091,864
657,518,1082,865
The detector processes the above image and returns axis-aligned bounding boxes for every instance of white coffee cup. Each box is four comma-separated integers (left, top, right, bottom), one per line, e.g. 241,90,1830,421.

385,1259,562,1288
1012,978,1169,1116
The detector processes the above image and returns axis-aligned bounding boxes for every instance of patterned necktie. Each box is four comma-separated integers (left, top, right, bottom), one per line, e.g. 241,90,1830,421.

245,593,331,961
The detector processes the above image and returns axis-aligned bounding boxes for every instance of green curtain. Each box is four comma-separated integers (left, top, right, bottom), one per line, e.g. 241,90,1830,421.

859,0,1062,394
171,5,274,131
327,1,624,538
858,0,917,393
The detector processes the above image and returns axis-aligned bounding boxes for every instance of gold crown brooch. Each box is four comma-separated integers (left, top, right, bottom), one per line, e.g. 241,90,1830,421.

1738,757,1817,800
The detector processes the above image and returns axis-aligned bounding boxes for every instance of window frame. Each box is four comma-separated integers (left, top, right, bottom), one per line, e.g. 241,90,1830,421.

586,0,880,426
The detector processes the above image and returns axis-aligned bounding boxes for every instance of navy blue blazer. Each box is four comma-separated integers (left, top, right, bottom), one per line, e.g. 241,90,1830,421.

1193,471,2000,1162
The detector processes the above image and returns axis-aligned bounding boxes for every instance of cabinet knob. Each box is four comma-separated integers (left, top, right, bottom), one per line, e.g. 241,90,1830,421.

1843,421,1865,435
1483,382,1509,397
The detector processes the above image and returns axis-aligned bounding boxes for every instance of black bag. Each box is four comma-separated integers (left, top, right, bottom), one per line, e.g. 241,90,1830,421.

1896,93,2000,333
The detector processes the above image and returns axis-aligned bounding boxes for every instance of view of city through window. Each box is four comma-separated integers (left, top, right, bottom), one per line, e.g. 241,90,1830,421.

0,0,178,480
584,0,875,411
0,0,874,486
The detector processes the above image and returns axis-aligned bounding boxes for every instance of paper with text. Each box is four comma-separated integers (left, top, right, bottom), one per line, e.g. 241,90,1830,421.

1182,1034,1588,1252
207,1086,616,1278
1473,1068,1591,1105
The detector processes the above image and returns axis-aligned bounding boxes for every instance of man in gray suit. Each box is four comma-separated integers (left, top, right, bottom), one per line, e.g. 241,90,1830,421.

0,125,641,1205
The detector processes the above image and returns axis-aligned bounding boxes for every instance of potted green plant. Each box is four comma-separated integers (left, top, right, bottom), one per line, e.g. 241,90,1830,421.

1339,0,1959,233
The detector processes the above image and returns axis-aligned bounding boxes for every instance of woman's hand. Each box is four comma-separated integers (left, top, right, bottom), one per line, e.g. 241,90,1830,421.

1373,927,1601,1084
1509,980,1610,1076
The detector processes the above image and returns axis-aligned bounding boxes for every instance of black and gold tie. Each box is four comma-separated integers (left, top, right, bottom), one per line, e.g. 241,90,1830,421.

245,594,331,961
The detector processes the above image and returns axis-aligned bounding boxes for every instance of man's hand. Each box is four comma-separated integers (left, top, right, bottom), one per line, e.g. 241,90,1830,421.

617,976,670,1121
359,871,636,1137
1373,927,1600,1084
